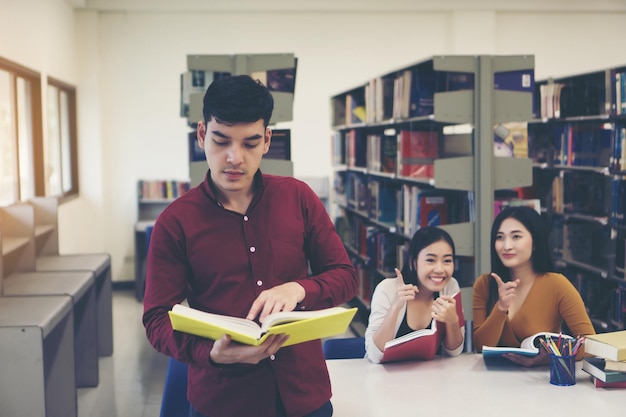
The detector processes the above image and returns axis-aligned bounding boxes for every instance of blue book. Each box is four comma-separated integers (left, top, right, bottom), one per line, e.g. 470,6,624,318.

582,357,626,383
482,332,573,363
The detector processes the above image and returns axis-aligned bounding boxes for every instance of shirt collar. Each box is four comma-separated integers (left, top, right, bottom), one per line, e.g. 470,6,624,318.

201,169,266,205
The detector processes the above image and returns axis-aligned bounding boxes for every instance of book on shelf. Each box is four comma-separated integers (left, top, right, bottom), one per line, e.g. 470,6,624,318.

397,130,439,178
381,292,464,363
584,330,626,361
590,376,626,388
169,304,358,347
482,331,574,359
494,69,534,94
582,357,626,383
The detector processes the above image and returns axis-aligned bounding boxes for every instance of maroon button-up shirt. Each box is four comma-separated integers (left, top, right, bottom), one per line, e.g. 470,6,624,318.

143,170,358,417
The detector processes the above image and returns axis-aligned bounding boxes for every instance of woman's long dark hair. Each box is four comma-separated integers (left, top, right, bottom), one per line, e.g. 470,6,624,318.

486,206,554,312
400,226,456,297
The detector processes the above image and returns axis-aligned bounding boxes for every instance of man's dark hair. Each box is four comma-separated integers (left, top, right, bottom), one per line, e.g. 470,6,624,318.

202,75,274,127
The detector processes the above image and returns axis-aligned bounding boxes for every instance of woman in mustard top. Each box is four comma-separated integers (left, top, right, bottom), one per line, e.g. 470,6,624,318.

472,206,595,366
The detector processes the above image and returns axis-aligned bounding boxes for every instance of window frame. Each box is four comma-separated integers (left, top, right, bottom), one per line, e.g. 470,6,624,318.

46,77,79,201
0,56,80,206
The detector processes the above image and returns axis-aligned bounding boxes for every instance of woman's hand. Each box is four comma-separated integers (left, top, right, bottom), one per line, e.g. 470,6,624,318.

392,268,418,310
491,273,520,313
432,295,459,324
503,348,550,367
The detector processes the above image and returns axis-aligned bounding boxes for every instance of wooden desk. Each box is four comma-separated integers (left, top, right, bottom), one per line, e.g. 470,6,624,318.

326,354,623,416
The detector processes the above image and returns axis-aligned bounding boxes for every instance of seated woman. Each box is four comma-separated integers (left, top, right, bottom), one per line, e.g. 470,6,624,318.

365,226,465,363
472,205,595,366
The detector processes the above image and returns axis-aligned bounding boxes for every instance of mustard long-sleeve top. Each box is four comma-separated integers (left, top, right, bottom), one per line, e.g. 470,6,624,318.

472,272,595,353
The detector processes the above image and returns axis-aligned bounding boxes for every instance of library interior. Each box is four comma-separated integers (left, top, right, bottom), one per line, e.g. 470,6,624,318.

1,1,626,416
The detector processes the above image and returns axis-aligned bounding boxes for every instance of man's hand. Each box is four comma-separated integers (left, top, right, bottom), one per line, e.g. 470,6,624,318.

491,273,520,313
210,333,290,365
247,282,306,322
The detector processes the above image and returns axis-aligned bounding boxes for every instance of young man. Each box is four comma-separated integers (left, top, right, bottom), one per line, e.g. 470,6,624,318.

143,75,358,417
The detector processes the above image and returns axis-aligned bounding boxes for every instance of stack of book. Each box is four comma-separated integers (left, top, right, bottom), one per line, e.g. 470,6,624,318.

582,330,626,388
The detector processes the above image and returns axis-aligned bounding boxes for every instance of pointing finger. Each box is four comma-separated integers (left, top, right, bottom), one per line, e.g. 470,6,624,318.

490,272,504,287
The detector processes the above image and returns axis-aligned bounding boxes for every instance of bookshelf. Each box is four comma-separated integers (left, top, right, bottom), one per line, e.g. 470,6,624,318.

134,179,190,300
528,65,626,332
181,53,297,186
331,55,535,322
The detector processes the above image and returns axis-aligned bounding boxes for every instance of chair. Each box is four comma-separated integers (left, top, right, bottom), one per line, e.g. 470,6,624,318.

323,337,366,359
160,357,190,417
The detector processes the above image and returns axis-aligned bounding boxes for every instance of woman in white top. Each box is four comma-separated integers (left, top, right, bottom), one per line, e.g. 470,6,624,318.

365,226,465,363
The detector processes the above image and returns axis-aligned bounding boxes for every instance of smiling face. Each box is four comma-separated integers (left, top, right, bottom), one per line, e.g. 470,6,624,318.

495,218,534,271
415,239,454,294
197,118,271,199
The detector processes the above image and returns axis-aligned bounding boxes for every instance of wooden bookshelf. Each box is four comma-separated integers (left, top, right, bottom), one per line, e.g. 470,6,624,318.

330,55,535,320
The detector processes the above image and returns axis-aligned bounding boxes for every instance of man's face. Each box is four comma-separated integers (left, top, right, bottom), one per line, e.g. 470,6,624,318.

197,118,271,197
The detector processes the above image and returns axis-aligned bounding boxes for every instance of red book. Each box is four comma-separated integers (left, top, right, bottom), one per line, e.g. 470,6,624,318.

418,194,448,228
397,130,438,178
380,292,464,363
591,377,626,388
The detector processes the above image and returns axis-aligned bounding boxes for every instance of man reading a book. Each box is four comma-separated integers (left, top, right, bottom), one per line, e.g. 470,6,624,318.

143,74,358,417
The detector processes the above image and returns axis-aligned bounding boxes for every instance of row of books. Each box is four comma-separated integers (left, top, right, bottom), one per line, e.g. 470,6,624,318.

342,66,475,126
337,129,440,179
137,179,190,201
567,267,624,330
582,330,626,388
538,82,564,119
338,172,465,237
550,219,609,266
536,68,626,120
336,124,533,183
550,171,610,218
551,123,612,167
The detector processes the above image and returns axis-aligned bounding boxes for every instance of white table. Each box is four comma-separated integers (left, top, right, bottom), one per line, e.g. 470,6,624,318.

326,354,623,416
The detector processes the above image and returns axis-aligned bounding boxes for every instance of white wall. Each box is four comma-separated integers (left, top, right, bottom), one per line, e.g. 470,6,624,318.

3,1,626,282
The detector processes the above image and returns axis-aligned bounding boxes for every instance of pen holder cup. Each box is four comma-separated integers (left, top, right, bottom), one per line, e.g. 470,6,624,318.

549,354,576,386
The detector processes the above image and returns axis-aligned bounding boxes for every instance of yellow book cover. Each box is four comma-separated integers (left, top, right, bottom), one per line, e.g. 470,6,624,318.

585,330,626,361
168,305,358,347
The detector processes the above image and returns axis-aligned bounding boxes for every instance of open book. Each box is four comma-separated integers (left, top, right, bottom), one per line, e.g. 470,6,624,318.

168,304,358,347
482,331,574,359
380,292,464,363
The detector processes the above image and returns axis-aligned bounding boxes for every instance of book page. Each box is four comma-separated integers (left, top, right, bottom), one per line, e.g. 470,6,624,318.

261,306,352,332
384,320,437,349
171,304,261,338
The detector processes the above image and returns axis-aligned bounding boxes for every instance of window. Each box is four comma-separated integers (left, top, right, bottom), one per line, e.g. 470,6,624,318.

0,57,43,206
46,78,78,198
0,56,79,206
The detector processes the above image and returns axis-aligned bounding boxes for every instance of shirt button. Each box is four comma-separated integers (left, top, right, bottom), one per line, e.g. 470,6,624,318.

257,280,263,286
243,215,248,221
270,354,276,361
249,246,256,253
